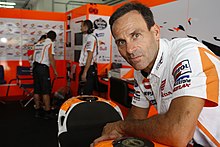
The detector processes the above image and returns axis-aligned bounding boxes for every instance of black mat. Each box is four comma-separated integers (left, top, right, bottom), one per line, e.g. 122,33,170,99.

0,101,58,147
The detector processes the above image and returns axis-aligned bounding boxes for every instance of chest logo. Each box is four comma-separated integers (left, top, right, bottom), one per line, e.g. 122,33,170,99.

172,59,192,81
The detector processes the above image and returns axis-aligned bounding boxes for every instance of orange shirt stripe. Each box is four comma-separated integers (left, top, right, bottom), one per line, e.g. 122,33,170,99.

39,44,51,63
198,47,219,106
197,121,220,146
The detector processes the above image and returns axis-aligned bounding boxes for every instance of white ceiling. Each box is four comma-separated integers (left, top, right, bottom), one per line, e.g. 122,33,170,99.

3,0,126,10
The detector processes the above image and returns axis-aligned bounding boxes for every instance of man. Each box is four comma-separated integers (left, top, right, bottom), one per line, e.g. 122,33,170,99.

92,2,220,146
78,20,98,95
33,30,58,119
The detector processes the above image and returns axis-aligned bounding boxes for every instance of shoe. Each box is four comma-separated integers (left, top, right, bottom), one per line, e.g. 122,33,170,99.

43,110,57,120
35,108,43,118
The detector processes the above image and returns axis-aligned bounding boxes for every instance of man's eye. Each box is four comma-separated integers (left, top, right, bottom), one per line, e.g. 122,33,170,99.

133,33,140,39
117,40,126,46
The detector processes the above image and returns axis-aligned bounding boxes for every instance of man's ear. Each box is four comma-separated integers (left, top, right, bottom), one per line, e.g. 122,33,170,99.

151,24,160,41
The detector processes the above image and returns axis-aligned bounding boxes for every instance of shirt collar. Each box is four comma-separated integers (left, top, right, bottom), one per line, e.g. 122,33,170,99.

150,39,170,78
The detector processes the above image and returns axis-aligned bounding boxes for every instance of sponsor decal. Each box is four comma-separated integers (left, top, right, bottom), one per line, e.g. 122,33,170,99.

142,78,151,89
160,79,173,97
173,83,191,92
160,79,166,91
95,33,104,37
143,91,153,96
85,41,92,48
173,73,191,92
156,53,163,70
161,91,172,97
94,18,107,30
150,100,157,105
172,59,192,81
134,79,138,87
174,77,191,86
133,91,140,101
176,75,189,82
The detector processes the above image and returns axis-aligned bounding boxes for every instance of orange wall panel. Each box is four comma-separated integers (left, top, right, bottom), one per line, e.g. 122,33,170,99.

69,5,88,19
0,8,22,18
0,8,66,21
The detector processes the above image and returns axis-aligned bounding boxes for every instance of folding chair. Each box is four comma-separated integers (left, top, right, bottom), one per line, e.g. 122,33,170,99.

16,66,34,107
0,65,6,85
0,65,7,104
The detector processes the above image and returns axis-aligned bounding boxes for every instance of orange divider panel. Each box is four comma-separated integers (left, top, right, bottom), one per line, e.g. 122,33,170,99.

0,8,66,21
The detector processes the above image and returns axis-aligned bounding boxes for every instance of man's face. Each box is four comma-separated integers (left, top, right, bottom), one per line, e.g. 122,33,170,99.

112,10,160,71
80,22,88,34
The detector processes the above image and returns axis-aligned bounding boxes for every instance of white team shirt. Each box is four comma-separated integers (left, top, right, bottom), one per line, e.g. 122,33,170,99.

33,38,55,67
132,38,220,146
79,34,97,66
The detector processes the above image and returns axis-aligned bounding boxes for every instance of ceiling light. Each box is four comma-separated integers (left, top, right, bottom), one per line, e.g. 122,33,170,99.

1,37,8,43
0,2,16,5
0,5,14,8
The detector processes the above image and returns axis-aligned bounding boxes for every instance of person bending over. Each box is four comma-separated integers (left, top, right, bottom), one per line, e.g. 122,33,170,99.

33,30,58,119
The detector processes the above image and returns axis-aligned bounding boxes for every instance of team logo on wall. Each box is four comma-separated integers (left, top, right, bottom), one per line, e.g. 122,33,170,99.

93,18,107,30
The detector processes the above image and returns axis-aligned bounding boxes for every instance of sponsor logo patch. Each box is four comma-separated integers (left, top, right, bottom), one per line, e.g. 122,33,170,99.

142,78,151,89
85,41,92,48
156,53,163,70
172,60,192,81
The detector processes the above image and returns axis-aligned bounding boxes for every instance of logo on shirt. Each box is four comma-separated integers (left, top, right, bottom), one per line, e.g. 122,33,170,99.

142,78,151,89
172,60,192,81
160,79,172,97
172,60,192,92
133,91,141,101
134,79,138,88
156,53,163,70
85,41,92,48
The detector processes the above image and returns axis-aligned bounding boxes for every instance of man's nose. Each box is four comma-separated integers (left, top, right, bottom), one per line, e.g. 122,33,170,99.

126,41,135,54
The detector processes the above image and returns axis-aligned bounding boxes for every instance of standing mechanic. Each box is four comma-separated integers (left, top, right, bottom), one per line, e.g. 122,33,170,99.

78,20,98,95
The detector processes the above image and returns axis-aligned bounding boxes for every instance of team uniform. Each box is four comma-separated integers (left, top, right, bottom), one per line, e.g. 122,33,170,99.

132,38,220,146
79,34,97,66
33,38,55,94
78,34,98,95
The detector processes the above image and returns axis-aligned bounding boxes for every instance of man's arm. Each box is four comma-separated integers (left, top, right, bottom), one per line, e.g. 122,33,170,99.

93,96,205,146
126,105,149,120
49,53,58,78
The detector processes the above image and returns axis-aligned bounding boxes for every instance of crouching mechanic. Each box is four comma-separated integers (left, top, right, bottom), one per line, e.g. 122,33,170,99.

33,30,58,119
91,2,220,147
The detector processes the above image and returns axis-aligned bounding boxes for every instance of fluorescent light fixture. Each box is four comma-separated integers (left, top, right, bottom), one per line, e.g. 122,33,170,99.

0,37,8,43
0,2,16,5
0,5,14,8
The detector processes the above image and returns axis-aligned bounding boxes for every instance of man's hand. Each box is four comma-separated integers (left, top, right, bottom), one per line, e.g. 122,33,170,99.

54,70,58,79
90,121,124,147
81,72,87,82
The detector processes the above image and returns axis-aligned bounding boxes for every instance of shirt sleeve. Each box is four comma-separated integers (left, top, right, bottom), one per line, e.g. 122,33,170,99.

171,42,218,107
85,35,96,52
51,42,55,55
